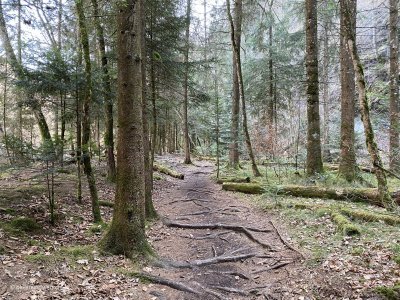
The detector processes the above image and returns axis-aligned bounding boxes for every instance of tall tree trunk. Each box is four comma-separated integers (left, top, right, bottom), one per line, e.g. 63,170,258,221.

305,0,323,175
183,0,192,164
339,0,357,181
266,0,275,158
322,17,331,162
75,0,101,223
389,0,399,172
17,0,23,142
140,0,157,219
229,0,241,168
227,0,261,177
101,0,151,257
91,0,116,181
2,58,11,163
344,18,396,210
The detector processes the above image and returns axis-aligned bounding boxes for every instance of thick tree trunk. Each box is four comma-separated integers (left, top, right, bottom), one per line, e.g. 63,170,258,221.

305,0,323,175
322,12,331,162
100,0,151,258
389,0,400,172
75,0,101,222
229,0,241,169
183,0,192,164
227,0,261,177
91,0,116,182
339,0,357,181
344,17,396,210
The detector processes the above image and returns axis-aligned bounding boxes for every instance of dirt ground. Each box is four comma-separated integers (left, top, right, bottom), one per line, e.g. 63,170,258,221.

0,155,393,299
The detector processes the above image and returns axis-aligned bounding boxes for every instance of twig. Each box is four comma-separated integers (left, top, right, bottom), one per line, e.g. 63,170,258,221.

251,261,293,275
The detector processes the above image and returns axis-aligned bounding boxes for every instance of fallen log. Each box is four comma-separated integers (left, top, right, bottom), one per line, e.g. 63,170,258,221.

222,182,400,207
276,185,400,207
330,211,361,236
153,163,184,179
216,177,251,184
222,183,265,194
325,164,374,174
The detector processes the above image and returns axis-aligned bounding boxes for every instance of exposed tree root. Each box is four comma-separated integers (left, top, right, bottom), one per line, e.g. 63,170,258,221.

163,219,273,250
269,221,304,259
137,272,200,295
162,251,256,269
252,261,293,275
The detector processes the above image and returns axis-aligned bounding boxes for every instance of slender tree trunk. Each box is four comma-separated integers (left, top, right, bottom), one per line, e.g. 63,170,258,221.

305,0,323,175
339,0,357,181
389,0,399,171
345,24,396,210
322,18,331,162
101,0,151,257
60,92,66,166
2,58,11,163
267,0,275,158
227,0,261,177
17,0,23,142
229,0,241,169
140,0,157,219
91,0,116,181
183,0,192,164
75,0,101,223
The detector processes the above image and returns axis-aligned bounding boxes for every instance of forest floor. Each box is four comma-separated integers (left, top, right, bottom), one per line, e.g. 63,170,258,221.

0,154,399,299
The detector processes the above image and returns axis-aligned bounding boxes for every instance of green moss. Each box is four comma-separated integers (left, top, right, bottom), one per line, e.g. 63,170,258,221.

340,208,400,225
375,285,400,300
392,244,400,265
330,212,361,236
0,244,5,254
9,217,41,233
60,245,94,259
89,222,108,233
25,253,51,264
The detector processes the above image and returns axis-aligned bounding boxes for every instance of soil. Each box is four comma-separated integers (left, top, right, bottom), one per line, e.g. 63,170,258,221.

0,154,390,299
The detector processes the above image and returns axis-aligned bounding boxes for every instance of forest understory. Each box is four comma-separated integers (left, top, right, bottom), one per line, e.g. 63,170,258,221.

0,154,399,300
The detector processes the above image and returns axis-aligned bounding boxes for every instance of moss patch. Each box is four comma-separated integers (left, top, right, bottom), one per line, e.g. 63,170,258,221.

375,284,400,300
9,217,42,233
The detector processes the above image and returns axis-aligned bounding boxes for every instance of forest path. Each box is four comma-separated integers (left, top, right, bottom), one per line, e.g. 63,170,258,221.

148,155,303,299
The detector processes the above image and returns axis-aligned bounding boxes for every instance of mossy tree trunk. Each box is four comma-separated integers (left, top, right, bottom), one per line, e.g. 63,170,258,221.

228,0,241,169
75,0,101,222
389,0,400,172
101,0,151,257
305,0,323,175
183,0,192,164
90,0,116,182
344,10,397,210
227,0,261,177
339,0,357,181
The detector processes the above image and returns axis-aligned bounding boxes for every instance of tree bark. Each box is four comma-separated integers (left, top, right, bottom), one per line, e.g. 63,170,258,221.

266,0,275,158
339,0,357,181
229,0,241,169
389,0,400,172
183,0,192,164
75,0,101,222
344,11,397,210
227,0,261,177
100,0,151,258
91,0,116,182
305,0,323,175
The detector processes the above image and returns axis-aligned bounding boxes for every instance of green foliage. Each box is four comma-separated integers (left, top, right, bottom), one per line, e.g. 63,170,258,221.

9,217,42,233
375,284,400,300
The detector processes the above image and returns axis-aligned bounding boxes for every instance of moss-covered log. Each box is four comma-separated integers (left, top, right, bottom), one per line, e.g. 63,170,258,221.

340,207,400,225
276,185,400,207
222,183,400,207
330,211,361,236
216,177,250,184
153,163,184,179
222,183,265,194
325,164,374,174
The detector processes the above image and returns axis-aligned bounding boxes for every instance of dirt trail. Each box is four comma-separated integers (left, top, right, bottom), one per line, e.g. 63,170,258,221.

147,155,303,299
